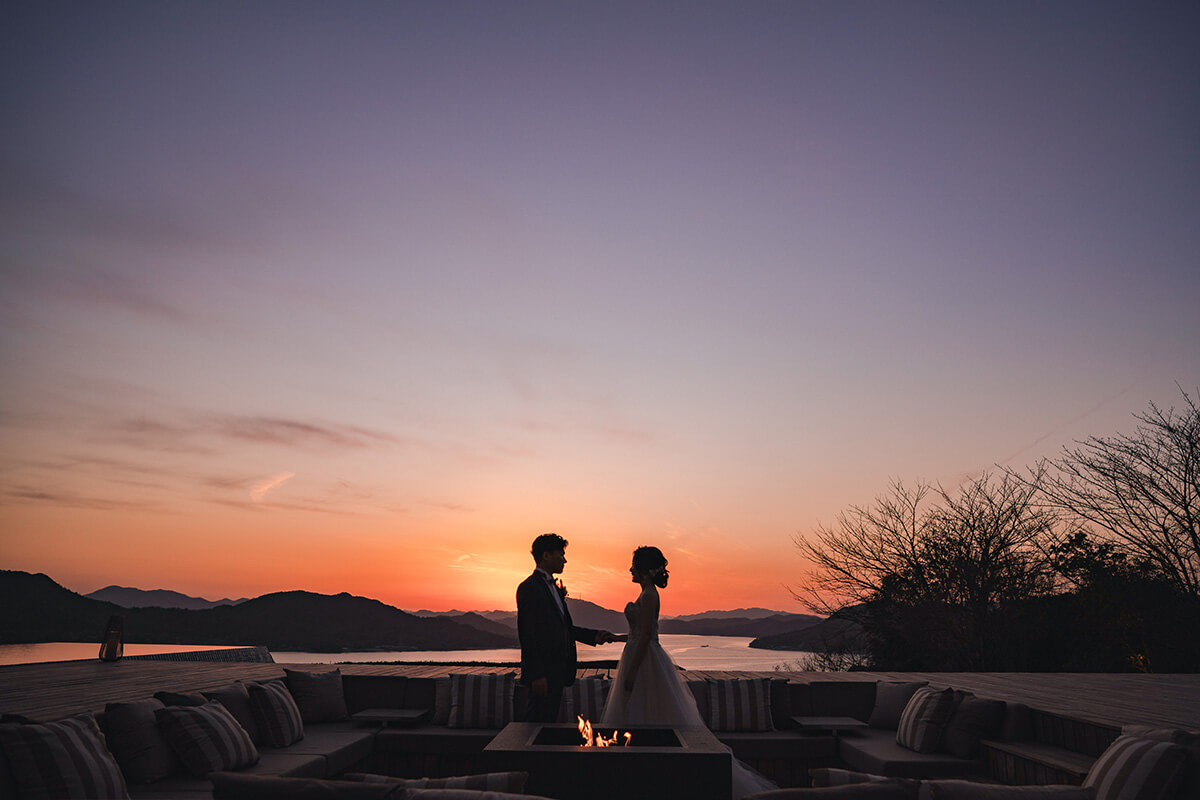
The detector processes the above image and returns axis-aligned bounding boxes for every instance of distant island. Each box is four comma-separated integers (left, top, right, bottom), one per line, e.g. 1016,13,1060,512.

0,570,828,653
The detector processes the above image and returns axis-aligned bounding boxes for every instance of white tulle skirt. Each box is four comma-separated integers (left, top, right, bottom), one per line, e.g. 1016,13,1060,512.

600,640,777,800
601,639,702,727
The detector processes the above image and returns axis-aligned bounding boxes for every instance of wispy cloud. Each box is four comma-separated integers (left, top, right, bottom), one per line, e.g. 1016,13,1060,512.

250,472,295,502
208,415,405,450
206,496,357,515
103,413,405,454
2,486,157,512
447,552,513,573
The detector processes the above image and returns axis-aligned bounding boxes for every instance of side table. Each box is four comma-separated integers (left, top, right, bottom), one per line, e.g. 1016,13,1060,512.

351,708,430,727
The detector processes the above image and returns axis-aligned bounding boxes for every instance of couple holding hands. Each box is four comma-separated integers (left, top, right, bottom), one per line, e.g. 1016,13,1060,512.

515,533,775,798
515,533,686,726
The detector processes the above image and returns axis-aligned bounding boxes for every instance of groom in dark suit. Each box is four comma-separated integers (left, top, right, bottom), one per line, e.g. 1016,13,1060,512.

517,533,614,722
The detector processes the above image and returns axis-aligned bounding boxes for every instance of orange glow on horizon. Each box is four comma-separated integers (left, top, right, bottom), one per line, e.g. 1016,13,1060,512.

1,501,812,616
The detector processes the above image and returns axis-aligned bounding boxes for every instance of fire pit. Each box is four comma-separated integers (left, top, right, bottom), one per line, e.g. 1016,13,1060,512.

484,722,732,800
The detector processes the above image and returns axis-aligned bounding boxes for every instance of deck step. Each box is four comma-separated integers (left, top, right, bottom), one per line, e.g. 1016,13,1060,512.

980,740,1094,786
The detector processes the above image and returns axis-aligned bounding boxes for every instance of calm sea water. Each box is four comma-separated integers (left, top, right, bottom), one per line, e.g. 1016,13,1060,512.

0,635,812,670
274,635,809,671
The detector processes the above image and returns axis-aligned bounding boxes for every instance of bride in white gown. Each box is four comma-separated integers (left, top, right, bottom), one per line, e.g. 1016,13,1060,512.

600,546,776,800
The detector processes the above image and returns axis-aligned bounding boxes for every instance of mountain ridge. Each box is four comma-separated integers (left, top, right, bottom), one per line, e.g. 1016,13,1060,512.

0,571,514,652
3,572,828,649
85,585,248,610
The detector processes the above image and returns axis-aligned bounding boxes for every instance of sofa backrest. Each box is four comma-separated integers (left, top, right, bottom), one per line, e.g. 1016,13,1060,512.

809,681,877,721
342,675,409,715
398,676,530,725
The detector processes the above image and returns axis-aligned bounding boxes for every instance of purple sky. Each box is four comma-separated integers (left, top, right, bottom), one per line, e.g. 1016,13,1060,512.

1,2,1198,612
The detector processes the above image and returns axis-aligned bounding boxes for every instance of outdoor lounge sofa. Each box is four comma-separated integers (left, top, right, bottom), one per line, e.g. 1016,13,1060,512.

3,669,1195,800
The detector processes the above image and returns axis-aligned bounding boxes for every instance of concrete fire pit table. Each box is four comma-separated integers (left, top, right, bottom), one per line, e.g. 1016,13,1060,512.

484,722,733,800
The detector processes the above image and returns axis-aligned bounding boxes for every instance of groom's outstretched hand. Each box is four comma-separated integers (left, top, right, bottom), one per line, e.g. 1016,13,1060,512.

595,630,615,644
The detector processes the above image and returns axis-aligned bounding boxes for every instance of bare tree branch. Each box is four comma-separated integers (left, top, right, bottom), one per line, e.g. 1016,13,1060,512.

1023,387,1200,596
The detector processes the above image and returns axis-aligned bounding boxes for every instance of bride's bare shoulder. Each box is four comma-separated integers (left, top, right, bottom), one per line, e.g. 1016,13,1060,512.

640,587,660,611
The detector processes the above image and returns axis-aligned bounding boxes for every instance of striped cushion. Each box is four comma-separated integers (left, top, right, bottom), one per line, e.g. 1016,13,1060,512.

0,712,129,799
560,677,611,723
1084,734,1186,800
347,772,529,792
155,702,258,776
202,683,261,745
246,679,304,747
706,678,774,731
896,686,955,753
447,673,514,729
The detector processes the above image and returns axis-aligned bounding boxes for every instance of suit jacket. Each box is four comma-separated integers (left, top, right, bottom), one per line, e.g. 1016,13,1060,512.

517,571,599,688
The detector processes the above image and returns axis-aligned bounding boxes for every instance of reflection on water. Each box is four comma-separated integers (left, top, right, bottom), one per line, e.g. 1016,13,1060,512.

0,635,813,670
275,635,812,671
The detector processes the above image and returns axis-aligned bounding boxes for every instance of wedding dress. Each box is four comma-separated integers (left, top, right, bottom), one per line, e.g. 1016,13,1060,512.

600,592,777,800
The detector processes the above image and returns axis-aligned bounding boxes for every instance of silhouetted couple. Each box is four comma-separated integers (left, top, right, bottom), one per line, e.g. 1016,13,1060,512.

516,533,775,799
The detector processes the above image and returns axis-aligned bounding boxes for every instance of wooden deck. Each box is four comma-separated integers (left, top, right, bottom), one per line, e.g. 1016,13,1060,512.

1,658,1198,732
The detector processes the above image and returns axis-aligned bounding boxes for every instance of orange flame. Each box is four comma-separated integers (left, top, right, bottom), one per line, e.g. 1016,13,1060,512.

576,715,631,747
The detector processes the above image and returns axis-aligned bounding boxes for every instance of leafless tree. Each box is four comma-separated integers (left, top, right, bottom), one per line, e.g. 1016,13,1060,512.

1026,387,1200,596
792,472,1060,669
793,472,1057,614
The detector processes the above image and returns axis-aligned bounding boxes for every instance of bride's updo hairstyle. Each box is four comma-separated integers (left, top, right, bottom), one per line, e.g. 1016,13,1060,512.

632,546,669,588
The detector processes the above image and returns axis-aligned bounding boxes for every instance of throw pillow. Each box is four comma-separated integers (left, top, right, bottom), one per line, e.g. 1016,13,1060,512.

706,678,774,732
429,677,452,726
103,698,180,783
896,686,956,753
1083,734,1186,800
560,677,610,723
246,679,305,747
0,712,129,799
447,673,514,729
202,683,261,745
869,681,928,729
209,772,402,799
155,701,258,776
923,781,1097,799
284,668,350,723
942,695,1007,758
345,772,529,792
1119,726,1200,800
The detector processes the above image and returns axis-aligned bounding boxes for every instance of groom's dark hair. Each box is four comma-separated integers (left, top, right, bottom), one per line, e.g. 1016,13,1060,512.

531,533,568,560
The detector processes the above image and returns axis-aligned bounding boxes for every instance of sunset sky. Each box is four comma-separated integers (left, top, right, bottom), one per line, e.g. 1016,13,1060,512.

2,2,1198,616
